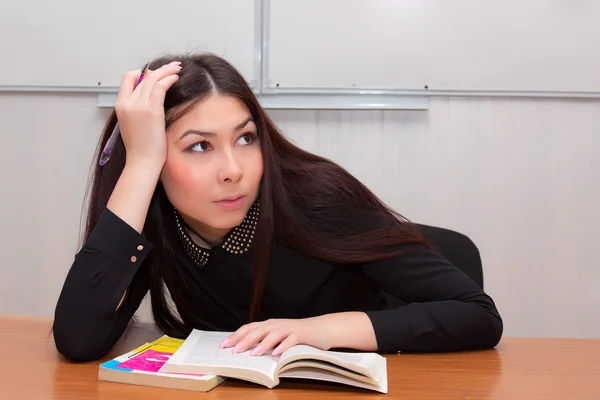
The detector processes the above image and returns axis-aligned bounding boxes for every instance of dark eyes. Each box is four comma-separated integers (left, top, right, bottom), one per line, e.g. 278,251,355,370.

187,132,258,153
238,133,254,145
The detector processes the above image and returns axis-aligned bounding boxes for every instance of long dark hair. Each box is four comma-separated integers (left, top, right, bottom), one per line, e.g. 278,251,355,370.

84,53,430,338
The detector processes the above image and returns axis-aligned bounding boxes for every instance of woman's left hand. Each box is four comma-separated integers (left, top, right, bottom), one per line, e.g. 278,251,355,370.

219,317,332,356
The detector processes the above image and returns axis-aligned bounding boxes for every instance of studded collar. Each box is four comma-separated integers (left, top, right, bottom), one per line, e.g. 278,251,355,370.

173,201,259,267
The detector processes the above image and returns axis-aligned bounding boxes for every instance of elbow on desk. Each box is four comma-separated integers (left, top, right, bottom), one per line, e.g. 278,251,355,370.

428,301,504,352
53,329,109,362
483,311,503,349
436,308,504,353
468,300,504,351
52,320,111,362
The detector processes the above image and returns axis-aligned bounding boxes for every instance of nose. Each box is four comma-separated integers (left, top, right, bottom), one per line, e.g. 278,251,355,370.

218,149,243,183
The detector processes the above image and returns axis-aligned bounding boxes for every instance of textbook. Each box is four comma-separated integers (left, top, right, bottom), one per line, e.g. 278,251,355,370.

159,329,388,393
98,335,224,392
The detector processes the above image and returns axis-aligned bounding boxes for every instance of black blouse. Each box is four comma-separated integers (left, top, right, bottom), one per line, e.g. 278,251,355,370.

52,207,503,361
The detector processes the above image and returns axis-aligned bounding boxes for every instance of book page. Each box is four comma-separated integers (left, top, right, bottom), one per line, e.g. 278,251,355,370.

278,366,388,394
162,330,280,383
278,360,378,385
278,345,385,379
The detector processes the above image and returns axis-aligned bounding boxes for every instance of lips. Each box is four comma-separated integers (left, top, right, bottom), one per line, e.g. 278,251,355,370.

213,194,247,211
215,194,246,203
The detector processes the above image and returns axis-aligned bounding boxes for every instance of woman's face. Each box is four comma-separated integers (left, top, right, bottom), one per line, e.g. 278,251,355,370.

161,93,263,242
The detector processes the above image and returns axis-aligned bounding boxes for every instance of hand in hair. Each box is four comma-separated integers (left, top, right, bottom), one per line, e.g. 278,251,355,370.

219,312,378,356
114,61,181,168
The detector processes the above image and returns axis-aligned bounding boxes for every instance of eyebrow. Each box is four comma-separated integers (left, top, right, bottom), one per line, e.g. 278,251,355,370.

177,116,254,142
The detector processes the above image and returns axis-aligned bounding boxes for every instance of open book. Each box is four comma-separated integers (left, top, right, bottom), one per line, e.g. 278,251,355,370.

159,329,388,393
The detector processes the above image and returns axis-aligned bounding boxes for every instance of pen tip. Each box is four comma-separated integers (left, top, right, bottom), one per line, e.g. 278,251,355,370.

99,153,111,166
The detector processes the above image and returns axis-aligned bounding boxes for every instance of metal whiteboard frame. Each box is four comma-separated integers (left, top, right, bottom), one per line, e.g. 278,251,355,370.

2,0,600,109
96,0,427,111
257,0,600,104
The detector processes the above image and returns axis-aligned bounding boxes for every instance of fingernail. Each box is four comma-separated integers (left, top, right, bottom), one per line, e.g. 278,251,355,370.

169,61,182,66
272,345,283,356
232,344,242,354
220,338,230,349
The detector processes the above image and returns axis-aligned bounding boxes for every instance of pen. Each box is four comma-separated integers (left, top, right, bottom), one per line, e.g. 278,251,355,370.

99,62,150,166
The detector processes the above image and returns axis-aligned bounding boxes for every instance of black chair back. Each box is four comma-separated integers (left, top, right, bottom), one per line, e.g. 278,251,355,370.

417,224,484,289
381,223,484,308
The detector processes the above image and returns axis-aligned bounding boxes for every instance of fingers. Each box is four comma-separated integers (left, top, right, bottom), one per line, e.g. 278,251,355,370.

220,323,255,349
118,69,143,100
151,74,180,105
251,331,292,356
115,61,181,113
231,327,270,354
271,334,299,356
115,69,144,115
137,62,182,99
220,320,302,356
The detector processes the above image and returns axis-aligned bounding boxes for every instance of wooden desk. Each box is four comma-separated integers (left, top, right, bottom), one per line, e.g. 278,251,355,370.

1,316,598,399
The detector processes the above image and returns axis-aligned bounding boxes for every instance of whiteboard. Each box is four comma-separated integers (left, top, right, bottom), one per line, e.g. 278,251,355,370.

268,0,600,92
0,0,255,87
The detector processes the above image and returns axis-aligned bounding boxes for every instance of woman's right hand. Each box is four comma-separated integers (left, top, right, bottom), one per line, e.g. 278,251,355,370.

114,61,182,168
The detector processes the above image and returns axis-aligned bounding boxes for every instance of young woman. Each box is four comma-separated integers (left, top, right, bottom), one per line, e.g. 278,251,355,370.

53,53,502,362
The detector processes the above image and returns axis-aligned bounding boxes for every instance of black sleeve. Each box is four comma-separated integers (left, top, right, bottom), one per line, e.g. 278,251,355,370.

362,246,503,353
53,208,153,362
